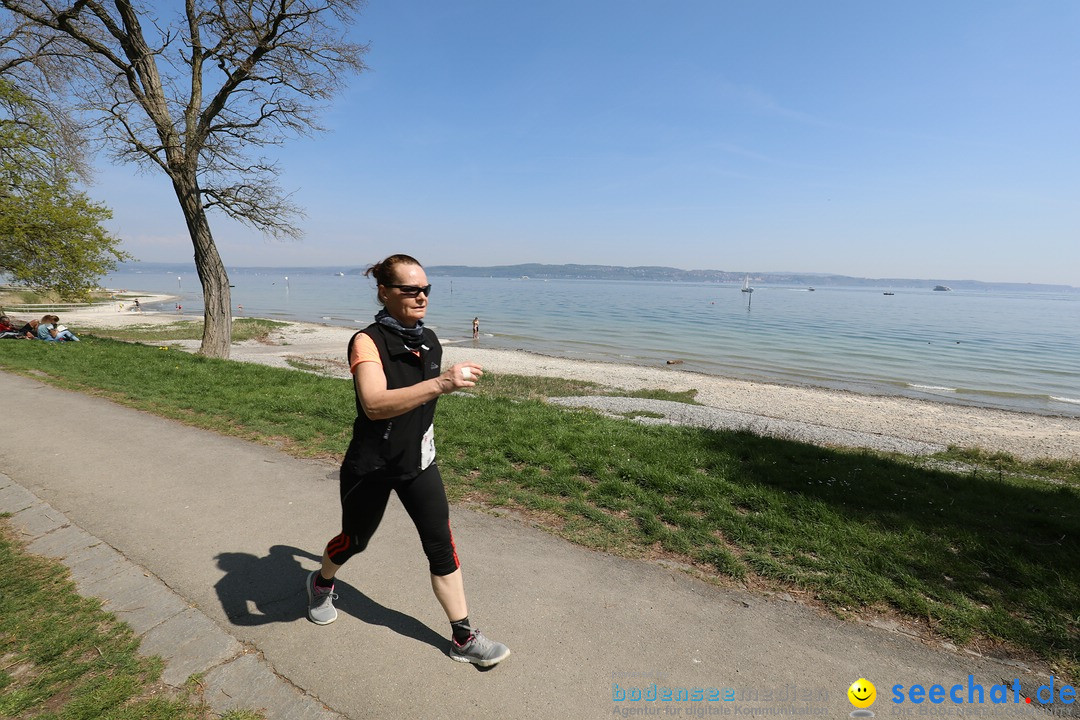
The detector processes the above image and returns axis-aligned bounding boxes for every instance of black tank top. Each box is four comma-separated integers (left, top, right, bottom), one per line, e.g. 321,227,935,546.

342,323,443,478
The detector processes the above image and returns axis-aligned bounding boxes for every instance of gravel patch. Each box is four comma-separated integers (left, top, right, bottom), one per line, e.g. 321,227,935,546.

549,396,946,456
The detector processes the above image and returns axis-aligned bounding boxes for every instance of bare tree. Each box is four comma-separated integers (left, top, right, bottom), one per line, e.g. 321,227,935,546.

0,0,367,357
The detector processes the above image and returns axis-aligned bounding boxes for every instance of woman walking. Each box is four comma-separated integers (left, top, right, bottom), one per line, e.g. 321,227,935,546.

307,253,510,667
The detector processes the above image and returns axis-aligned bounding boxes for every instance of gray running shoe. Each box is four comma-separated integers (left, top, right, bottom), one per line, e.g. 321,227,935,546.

449,629,510,667
306,570,338,625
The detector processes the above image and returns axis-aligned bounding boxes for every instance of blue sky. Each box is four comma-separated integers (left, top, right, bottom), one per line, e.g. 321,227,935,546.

94,1,1079,285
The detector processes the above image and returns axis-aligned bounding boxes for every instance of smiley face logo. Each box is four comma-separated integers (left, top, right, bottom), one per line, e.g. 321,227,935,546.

848,678,876,709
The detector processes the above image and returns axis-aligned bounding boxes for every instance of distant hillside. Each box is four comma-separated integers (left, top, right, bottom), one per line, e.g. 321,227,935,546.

117,261,1075,292
423,264,1077,293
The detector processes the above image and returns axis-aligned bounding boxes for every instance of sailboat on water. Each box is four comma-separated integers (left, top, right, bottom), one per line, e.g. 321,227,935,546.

741,275,754,293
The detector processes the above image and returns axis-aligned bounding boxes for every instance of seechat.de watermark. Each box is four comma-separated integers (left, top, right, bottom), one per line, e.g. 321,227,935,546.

846,675,1076,718
890,676,1075,707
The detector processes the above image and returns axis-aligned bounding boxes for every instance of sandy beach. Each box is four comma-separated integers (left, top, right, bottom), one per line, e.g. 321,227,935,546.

25,294,1080,462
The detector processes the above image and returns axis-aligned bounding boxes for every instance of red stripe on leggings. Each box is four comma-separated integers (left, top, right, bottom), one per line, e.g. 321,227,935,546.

326,533,350,557
448,520,460,568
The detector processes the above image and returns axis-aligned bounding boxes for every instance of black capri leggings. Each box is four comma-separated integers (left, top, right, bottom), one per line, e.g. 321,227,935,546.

325,463,460,576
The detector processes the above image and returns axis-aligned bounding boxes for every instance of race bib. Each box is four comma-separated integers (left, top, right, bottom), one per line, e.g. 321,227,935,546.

420,423,436,470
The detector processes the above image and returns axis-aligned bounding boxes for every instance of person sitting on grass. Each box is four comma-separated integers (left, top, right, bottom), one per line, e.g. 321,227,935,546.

0,314,26,339
36,314,80,342
15,318,40,339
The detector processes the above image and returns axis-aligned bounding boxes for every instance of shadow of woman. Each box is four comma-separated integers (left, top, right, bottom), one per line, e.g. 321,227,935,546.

213,545,446,653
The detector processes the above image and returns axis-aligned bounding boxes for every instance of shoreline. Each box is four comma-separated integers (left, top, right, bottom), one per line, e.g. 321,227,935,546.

32,299,1080,462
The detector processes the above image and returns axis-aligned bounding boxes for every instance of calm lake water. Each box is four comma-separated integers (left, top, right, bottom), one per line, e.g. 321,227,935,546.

103,266,1080,418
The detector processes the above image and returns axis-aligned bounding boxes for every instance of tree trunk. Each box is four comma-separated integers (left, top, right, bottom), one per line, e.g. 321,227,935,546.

171,168,232,358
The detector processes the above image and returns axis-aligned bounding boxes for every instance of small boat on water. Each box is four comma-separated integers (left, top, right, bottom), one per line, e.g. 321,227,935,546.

933,285,952,291
741,275,754,293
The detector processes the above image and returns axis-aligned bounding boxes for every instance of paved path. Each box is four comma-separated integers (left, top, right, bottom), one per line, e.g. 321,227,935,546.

0,371,1056,719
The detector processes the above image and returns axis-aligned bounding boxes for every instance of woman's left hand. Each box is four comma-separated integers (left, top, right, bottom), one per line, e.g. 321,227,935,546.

443,363,483,392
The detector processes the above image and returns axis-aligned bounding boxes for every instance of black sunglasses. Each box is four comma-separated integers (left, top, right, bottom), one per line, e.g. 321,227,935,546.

384,283,432,297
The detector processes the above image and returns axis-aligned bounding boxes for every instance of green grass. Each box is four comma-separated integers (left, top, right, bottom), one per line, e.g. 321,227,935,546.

1,336,1077,680
1,287,54,305
461,372,699,404
622,387,700,404
1,286,117,307
285,358,325,373
0,515,263,719
88,319,287,344
0,335,353,458
620,410,667,419
928,446,1080,489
